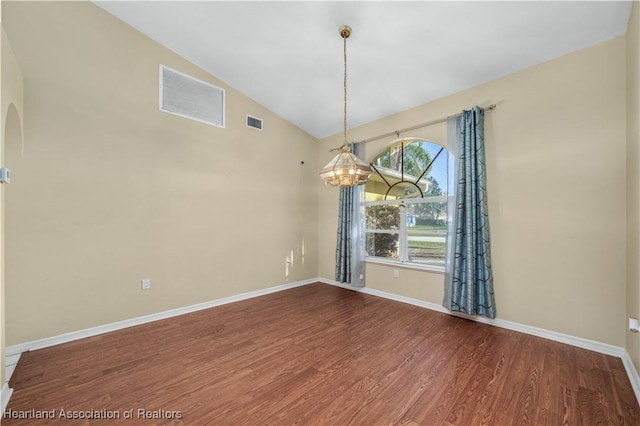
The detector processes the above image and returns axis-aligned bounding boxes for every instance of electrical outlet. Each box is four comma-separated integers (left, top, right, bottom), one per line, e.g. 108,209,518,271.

141,278,151,290
393,269,399,278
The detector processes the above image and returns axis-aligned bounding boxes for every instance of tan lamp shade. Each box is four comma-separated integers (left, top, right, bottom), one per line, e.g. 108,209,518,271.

320,144,372,186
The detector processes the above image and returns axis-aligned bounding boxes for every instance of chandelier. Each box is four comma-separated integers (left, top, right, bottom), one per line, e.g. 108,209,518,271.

320,26,371,187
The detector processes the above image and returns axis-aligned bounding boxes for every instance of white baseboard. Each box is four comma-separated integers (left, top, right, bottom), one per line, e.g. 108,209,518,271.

622,350,640,403
6,278,317,358
319,277,625,357
1,383,13,413
5,352,21,389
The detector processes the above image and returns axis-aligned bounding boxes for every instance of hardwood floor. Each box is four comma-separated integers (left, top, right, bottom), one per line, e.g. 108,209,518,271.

3,283,639,425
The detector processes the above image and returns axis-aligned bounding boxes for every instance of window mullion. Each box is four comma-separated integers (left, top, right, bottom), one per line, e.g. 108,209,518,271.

399,204,407,262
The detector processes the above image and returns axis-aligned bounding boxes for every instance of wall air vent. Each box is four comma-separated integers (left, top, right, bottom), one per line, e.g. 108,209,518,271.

246,115,263,131
159,65,225,128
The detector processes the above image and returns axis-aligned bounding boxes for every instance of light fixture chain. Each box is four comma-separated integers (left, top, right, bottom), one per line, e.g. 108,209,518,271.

343,33,348,143
319,25,371,187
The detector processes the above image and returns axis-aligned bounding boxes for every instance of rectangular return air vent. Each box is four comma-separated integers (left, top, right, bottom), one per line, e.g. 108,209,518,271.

246,115,263,131
159,65,225,128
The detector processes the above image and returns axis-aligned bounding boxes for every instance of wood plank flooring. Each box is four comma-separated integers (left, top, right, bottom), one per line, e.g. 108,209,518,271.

3,283,639,425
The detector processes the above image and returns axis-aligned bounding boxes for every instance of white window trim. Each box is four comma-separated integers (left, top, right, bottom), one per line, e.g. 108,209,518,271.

365,257,445,274
363,196,448,206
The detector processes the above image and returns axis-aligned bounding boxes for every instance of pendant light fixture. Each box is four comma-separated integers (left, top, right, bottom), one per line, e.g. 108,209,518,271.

320,25,372,187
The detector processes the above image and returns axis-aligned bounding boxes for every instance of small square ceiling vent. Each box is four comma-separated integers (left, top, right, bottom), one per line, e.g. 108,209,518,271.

159,65,225,128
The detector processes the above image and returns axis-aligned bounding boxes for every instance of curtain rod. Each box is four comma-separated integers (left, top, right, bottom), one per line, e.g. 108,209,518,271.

354,104,496,145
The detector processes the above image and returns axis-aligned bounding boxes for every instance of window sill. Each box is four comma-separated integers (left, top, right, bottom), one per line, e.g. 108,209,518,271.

365,258,445,275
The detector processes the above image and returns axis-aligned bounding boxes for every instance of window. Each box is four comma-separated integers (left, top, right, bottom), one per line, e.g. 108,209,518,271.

363,139,449,270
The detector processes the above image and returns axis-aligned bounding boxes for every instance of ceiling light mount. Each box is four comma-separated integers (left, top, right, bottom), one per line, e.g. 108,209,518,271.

320,25,371,187
339,25,351,39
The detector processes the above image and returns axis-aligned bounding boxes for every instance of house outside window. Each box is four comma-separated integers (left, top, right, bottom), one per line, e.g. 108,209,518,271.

363,139,449,270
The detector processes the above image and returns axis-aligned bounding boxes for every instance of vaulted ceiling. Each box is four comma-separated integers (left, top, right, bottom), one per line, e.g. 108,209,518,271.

95,1,632,139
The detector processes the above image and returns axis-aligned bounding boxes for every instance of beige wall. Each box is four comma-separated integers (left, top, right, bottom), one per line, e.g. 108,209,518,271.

1,23,24,384
319,36,627,347
0,1,633,354
627,1,640,370
2,1,318,345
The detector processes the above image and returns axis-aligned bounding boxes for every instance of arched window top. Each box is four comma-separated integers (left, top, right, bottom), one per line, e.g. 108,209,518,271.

366,138,448,201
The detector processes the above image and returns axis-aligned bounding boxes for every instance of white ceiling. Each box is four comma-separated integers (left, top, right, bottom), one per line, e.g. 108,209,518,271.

95,1,632,139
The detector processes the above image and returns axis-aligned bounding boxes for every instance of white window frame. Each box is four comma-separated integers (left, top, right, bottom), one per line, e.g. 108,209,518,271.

363,195,447,272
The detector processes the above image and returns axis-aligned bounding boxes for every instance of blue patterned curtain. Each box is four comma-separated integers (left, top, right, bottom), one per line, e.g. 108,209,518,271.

335,184,354,283
335,143,366,286
443,107,496,318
